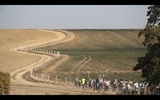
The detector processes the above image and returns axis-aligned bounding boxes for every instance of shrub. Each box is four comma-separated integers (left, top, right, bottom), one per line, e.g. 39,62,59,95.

0,71,10,95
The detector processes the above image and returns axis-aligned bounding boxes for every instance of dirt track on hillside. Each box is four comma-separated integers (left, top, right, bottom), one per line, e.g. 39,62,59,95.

0,29,116,95
8,30,84,95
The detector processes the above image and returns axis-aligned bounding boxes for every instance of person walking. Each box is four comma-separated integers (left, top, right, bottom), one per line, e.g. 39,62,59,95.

81,78,86,89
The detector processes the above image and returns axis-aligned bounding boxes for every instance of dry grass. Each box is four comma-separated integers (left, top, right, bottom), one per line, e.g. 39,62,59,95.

0,29,146,95
0,29,61,73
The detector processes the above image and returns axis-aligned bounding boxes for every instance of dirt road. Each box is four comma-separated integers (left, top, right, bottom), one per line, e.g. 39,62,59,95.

10,30,101,95
9,30,88,95
1,29,115,95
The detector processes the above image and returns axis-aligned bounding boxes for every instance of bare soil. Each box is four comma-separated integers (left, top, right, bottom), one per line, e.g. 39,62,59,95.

0,29,116,95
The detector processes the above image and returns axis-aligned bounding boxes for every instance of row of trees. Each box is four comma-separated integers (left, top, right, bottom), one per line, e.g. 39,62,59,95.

133,5,160,86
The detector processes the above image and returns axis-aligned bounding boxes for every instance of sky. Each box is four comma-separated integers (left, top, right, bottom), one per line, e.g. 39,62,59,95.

0,5,149,29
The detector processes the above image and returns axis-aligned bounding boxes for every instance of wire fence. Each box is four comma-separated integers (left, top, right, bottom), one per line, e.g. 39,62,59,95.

11,30,76,87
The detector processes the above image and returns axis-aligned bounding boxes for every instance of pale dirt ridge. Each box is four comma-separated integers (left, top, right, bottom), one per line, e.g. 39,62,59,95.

0,29,115,95
9,30,90,95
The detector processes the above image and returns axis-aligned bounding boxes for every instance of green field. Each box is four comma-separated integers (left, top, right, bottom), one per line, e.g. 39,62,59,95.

38,29,146,83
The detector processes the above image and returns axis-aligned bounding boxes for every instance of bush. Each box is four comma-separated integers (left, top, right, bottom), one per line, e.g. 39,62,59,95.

0,71,10,95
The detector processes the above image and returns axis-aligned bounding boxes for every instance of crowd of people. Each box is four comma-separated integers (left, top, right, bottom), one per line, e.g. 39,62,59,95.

74,76,160,95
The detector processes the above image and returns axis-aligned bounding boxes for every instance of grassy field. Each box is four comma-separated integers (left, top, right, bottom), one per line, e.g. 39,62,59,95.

38,29,146,83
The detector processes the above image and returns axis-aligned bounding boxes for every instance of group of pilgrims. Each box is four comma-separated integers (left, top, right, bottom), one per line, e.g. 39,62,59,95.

74,76,160,95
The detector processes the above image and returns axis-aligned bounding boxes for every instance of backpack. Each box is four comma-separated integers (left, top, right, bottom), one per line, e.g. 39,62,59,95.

140,83,145,88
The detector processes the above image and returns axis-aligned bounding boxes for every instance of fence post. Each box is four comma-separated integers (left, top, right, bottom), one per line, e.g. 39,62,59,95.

48,75,50,82
56,76,57,84
66,77,67,85
41,74,43,82
30,68,32,78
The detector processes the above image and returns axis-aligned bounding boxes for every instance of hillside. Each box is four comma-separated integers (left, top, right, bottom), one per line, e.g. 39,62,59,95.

0,29,61,73
0,29,147,94
43,29,145,50
38,29,146,82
